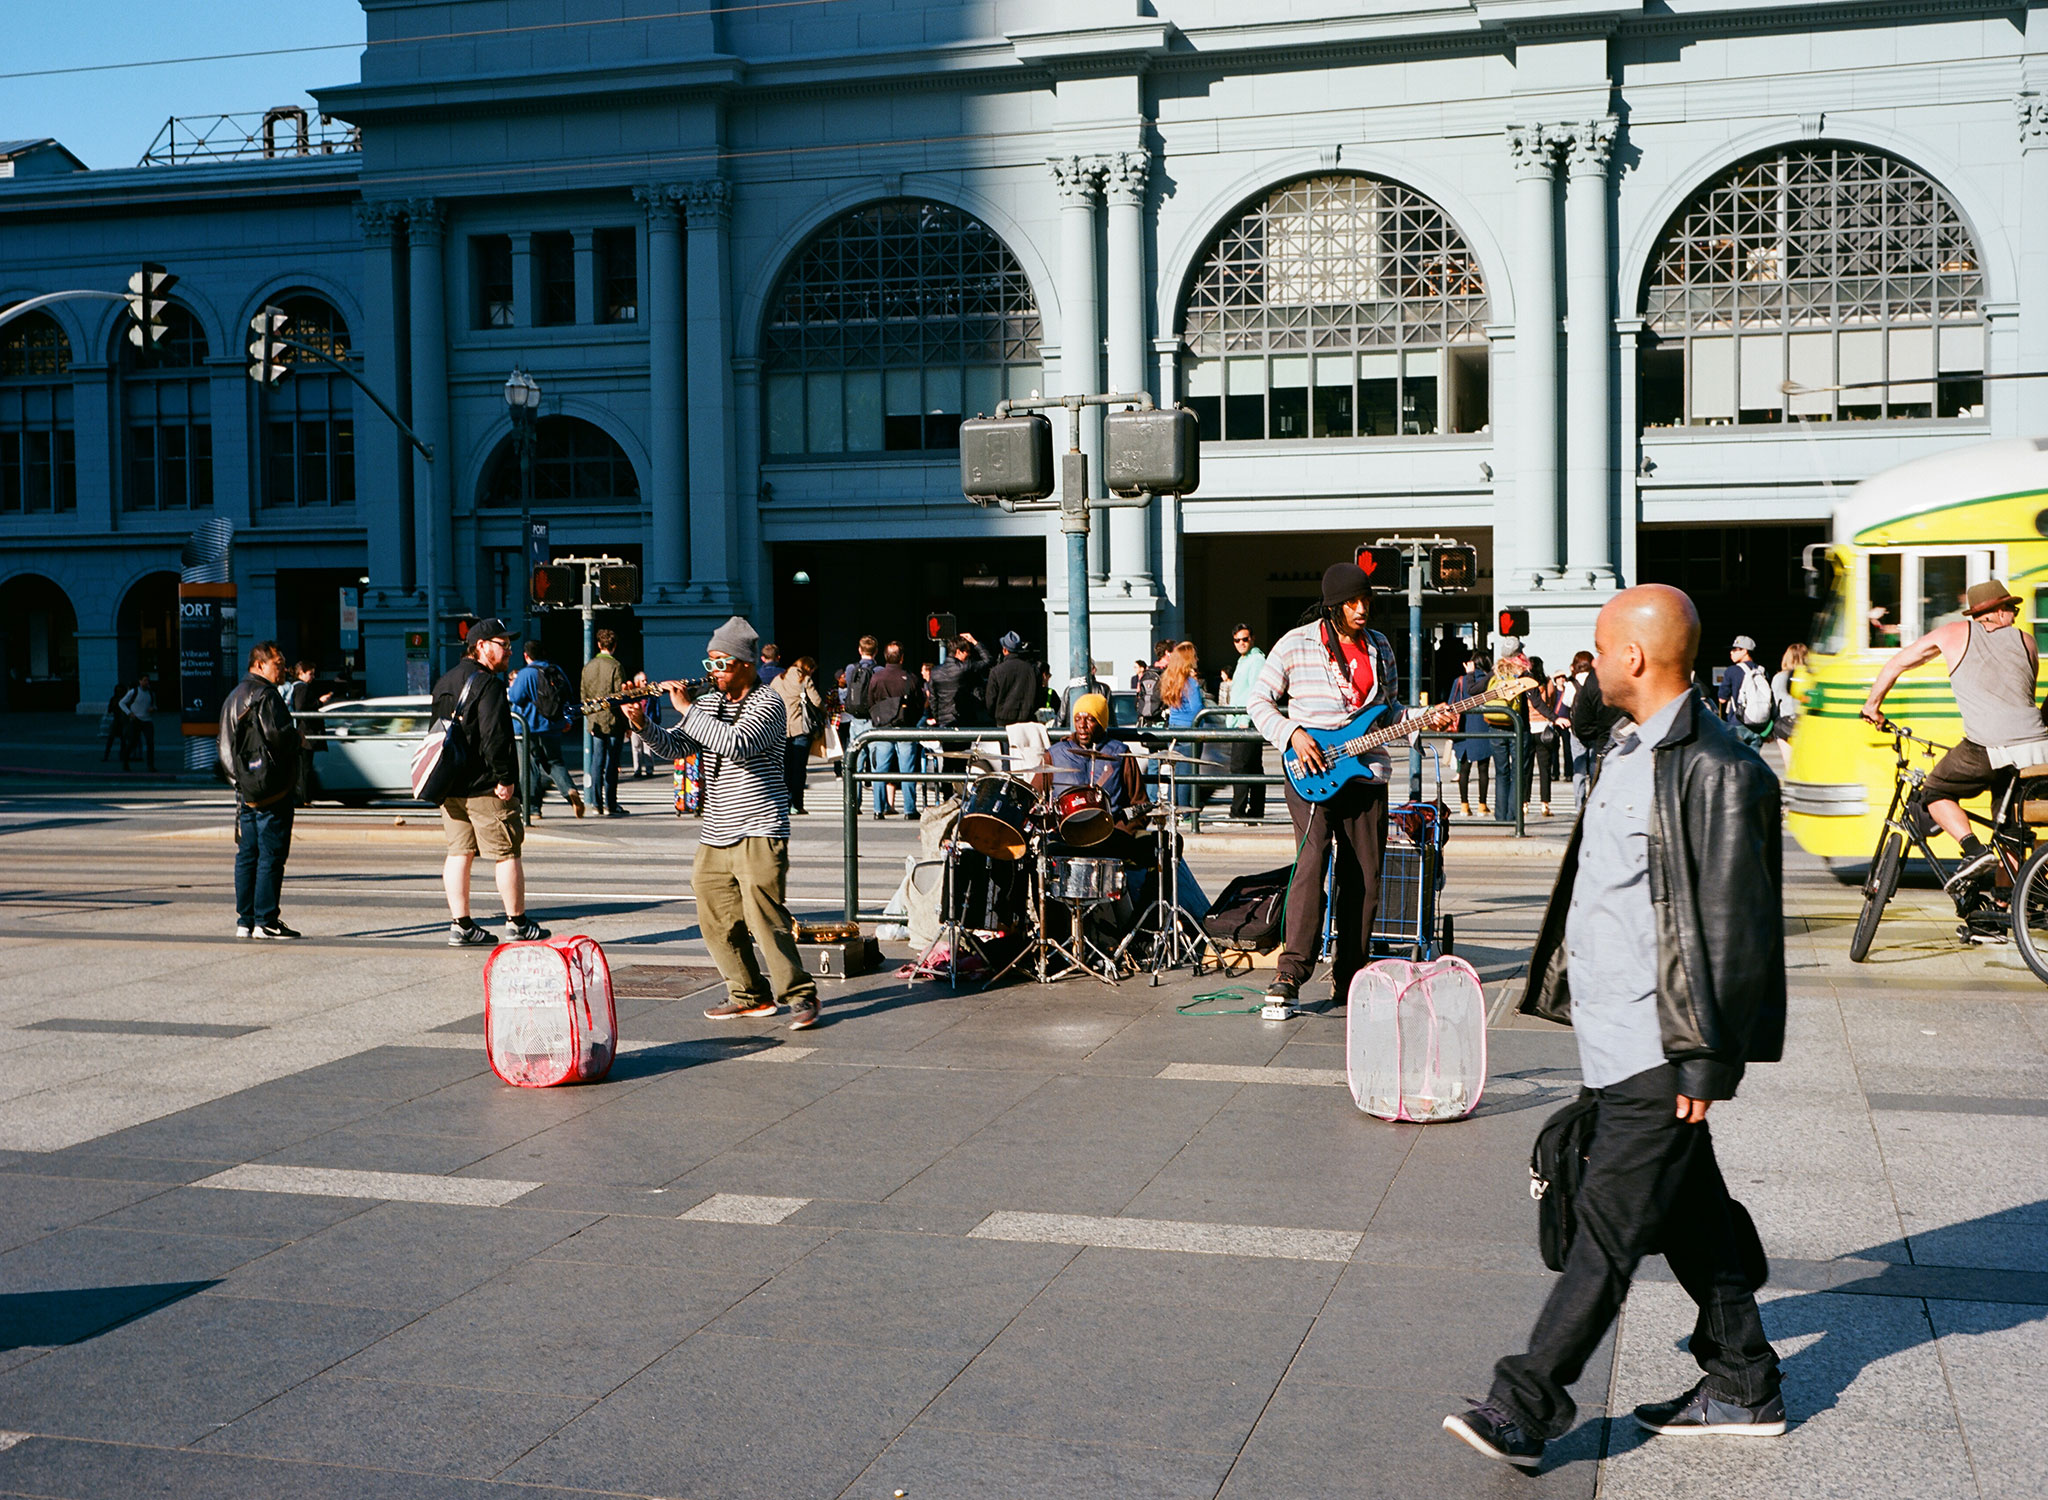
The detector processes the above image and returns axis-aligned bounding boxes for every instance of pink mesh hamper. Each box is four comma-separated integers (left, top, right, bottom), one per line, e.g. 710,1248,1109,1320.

483,935,617,1087
1345,956,1487,1122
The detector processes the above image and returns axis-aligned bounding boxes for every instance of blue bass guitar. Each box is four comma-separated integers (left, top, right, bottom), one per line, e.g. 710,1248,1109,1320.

1280,675,1540,801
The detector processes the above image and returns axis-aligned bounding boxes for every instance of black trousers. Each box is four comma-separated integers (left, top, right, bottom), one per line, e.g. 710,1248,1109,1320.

1491,1063,1780,1439
1227,738,1267,819
1278,778,1386,994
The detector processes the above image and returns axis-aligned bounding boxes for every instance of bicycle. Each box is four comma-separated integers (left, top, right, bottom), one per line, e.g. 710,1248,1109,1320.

1849,717,2048,978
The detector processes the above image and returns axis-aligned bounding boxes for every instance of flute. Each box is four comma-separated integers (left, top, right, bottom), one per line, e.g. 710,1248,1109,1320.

578,677,711,714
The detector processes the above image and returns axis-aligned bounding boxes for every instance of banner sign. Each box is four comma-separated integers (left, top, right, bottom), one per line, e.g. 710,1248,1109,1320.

178,582,237,737
339,588,360,651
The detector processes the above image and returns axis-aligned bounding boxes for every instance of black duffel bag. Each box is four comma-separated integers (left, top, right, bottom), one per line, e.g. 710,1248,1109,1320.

1200,865,1293,953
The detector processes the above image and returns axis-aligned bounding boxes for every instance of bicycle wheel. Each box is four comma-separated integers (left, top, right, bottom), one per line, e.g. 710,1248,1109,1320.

1849,831,1904,963
2010,845,2048,983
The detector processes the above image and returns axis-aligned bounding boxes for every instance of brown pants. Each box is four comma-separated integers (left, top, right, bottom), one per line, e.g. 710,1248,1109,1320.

1279,778,1388,996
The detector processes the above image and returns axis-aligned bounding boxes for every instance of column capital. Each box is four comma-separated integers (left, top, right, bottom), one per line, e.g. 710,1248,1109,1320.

1505,124,1563,181
1105,150,1150,207
634,184,684,228
403,198,446,245
2020,92,2048,153
354,200,405,244
1048,154,1106,205
682,178,733,228
1558,117,1619,177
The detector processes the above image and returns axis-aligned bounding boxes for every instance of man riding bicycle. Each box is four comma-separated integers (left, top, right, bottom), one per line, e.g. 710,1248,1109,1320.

1861,578,2048,907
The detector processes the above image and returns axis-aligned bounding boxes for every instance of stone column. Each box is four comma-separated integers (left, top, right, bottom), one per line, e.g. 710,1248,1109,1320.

404,198,451,663
636,184,687,596
572,228,598,326
683,178,740,615
1562,118,1618,590
1105,149,1153,592
1049,155,1105,581
354,202,407,606
2017,94,2048,437
1506,125,1562,587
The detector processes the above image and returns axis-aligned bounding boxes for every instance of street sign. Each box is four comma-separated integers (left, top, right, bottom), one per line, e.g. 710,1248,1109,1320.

338,587,359,651
526,518,549,577
177,582,236,737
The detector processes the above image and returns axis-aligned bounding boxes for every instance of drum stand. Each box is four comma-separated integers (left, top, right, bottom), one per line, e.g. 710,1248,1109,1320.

935,839,1007,991
1112,804,1212,984
980,831,1119,987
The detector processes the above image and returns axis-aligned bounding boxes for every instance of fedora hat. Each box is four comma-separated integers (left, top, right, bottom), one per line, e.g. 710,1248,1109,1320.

1965,580,2023,617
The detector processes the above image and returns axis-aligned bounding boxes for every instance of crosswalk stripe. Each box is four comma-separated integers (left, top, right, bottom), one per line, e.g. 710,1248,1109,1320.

968,1209,1360,1263
679,1193,810,1224
194,1163,541,1207
1155,1062,1346,1087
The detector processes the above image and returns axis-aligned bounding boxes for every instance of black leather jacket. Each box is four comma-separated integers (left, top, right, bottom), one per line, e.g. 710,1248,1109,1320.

929,640,991,727
1519,690,1785,1100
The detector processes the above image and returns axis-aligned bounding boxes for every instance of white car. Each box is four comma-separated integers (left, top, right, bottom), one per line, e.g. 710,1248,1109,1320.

302,695,434,805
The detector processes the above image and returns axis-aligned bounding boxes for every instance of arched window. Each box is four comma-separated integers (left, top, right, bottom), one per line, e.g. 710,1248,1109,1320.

121,303,212,511
481,416,640,507
762,200,1043,456
0,311,75,514
261,294,355,506
1180,175,1490,441
1641,145,1985,426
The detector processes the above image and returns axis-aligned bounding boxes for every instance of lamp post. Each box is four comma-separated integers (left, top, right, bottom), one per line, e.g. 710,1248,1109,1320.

504,367,541,625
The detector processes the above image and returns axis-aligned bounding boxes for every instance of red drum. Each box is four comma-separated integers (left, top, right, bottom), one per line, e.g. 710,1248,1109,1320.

1053,783,1113,846
958,773,1039,860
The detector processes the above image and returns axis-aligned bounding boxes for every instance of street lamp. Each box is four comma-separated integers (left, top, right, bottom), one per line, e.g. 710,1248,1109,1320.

503,368,541,623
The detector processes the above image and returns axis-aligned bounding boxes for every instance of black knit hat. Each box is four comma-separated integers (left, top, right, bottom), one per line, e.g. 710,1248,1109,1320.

1321,561,1372,607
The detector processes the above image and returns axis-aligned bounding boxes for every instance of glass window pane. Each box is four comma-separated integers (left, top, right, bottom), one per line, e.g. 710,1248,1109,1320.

1868,554,1903,650
1739,336,1783,414
844,370,883,452
885,368,922,415
1689,337,1735,420
1787,332,1833,416
1918,555,1971,635
924,366,962,415
1888,327,1935,410
1357,375,1398,437
1404,376,1438,435
1270,356,1309,440
766,374,804,455
806,372,843,453
194,423,216,508
963,366,1002,421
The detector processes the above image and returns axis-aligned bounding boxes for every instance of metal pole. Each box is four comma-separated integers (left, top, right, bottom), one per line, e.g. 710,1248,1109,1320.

517,417,534,637
1060,402,1093,689
1407,542,1425,798
843,729,862,924
581,568,597,801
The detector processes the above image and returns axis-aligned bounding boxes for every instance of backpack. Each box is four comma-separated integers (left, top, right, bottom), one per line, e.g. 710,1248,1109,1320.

845,659,877,717
1200,865,1292,953
868,670,907,730
1134,666,1165,725
226,691,298,806
1735,662,1775,729
410,670,486,804
533,663,569,724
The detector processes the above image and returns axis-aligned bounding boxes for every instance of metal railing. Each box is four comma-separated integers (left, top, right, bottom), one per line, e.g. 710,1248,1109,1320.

292,706,535,821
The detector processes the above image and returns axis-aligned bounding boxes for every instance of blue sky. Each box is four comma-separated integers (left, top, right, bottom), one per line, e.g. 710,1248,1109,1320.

1,1,367,169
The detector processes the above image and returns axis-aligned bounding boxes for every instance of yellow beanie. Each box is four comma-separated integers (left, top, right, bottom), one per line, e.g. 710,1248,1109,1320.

1072,692,1110,725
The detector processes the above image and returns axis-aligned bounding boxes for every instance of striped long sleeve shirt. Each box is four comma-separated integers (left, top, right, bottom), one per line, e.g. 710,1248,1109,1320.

1247,621,1408,778
639,685,789,846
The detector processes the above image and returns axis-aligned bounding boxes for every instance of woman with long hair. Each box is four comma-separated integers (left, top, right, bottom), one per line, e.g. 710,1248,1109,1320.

1768,642,1809,771
1160,641,1208,815
1558,648,1596,809
1452,649,1499,817
773,656,824,813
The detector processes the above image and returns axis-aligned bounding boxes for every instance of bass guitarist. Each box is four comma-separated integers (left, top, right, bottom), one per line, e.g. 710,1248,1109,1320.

1248,561,1455,1007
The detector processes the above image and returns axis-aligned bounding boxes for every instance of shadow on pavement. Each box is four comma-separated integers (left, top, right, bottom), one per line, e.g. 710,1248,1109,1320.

0,1281,220,1351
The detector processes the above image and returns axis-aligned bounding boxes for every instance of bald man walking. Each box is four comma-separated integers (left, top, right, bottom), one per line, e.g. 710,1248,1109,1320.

1445,584,1787,1469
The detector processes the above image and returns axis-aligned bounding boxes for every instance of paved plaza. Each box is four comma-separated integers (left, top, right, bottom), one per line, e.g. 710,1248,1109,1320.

0,768,2043,1499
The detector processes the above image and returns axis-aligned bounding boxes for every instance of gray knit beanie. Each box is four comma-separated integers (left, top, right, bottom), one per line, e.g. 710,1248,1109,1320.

707,615,759,662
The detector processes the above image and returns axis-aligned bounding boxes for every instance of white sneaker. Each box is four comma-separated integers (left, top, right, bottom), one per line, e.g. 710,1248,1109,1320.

235,924,254,939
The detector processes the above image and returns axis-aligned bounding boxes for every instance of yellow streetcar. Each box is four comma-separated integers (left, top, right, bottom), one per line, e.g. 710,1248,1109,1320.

1787,438,2048,865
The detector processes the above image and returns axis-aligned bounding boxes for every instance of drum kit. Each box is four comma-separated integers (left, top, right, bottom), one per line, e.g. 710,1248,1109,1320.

939,751,1211,987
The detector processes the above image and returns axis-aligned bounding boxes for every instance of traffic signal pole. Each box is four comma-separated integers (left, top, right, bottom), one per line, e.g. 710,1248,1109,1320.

1371,534,1469,795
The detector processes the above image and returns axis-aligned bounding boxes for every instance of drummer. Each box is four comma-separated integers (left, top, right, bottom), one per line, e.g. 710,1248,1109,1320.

1046,693,1155,865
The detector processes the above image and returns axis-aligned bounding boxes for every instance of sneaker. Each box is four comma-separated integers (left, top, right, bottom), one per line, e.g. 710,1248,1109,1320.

787,999,822,1031
508,917,551,941
255,921,302,940
235,924,254,940
1633,1381,1786,1437
1265,978,1298,1003
704,997,778,1020
606,806,631,818
568,792,587,818
449,921,496,947
1442,1400,1545,1469
1944,846,1998,896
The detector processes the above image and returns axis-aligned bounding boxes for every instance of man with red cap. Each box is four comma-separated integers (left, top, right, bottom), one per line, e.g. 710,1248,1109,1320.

1248,561,1452,1005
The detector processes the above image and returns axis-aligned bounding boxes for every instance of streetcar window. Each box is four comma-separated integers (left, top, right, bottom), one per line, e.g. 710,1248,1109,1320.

1868,554,1903,650
1917,554,1971,635
1814,562,1850,657
2036,589,2048,657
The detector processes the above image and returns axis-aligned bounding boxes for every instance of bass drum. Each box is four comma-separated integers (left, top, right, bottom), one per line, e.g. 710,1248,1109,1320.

1053,783,1113,847
958,773,1039,860
944,849,1029,932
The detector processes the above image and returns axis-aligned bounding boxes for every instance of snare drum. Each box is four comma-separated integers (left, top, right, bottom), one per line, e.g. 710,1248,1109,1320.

958,773,1039,860
1052,783,1113,847
1046,856,1126,905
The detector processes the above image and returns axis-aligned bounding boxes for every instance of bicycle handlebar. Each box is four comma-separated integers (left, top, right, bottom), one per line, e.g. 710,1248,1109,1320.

1871,715,1951,754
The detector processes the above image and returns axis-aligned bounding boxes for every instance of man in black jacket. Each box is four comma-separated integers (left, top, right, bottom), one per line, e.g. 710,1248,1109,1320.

1445,584,1785,1471
432,618,549,947
984,631,1040,728
927,631,990,799
864,642,923,818
218,641,304,939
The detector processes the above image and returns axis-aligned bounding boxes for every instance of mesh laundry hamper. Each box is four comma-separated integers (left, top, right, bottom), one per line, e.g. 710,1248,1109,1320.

1345,955,1487,1122
483,935,617,1087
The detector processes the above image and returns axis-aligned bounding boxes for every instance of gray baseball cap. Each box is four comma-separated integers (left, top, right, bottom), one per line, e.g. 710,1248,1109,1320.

1731,635,1756,651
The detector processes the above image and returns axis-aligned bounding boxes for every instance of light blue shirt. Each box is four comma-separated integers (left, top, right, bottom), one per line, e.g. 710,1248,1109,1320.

1565,689,1690,1089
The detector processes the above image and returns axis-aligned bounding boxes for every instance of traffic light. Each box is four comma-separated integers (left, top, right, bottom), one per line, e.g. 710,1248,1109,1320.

960,415,1054,504
1498,607,1530,637
1354,545,1405,591
247,306,289,385
530,564,574,608
1429,545,1478,593
1103,405,1201,497
925,612,957,645
447,612,478,644
125,263,178,348
597,564,641,606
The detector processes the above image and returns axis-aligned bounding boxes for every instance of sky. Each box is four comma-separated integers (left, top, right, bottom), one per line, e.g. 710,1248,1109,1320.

1,1,368,169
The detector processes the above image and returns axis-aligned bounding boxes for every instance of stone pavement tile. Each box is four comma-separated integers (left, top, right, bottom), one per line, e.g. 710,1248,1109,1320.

1047,1245,1343,1316
0,1034,213,1104
1881,1135,2048,1232
886,1074,1235,1214
1362,1108,1554,1246
506,1181,701,1216
279,1048,496,1101
1594,1413,1976,1500
198,1372,592,1476
1045,1007,1291,1069
0,1293,410,1445
1219,1378,1605,1500
781,1198,995,1236
1733,1168,1909,1264
211,1202,600,1313
336,1257,760,1397
677,1066,1054,1202
0,1435,604,1499
499,1331,969,1500
0,1172,172,1253
1354,1229,1553,1276
1927,1299,2048,1500
914,1283,1314,1453
0,1224,274,1296
1906,1218,2048,1272
253,1122,534,1178
82,1184,379,1245
1857,1062,2048,1098
849,1425,1233,1500
708,1227,1076,1355
455,1108,771,1188
1708,1101,1890,1181
80,1089,397,1165
9,1146,234,1183
535,1214,832,1274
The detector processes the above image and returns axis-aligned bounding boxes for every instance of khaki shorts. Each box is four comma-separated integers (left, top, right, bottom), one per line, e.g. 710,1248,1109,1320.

441,792,524,860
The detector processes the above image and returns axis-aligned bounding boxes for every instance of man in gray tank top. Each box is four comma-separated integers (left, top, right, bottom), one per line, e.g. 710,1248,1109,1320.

1862,578,2046,902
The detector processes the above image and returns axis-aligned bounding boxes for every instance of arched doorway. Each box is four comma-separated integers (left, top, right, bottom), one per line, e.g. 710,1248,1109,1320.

118,571,179,684
0,573,79,712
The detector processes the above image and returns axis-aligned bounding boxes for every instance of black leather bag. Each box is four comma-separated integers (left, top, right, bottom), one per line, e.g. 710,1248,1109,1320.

1530,1094,1600,1272
1201,864,1292,952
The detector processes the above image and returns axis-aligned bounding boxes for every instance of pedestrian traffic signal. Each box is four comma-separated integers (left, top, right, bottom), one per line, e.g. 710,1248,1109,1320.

530,564,574,607
125,263,178,347
925,612,957,644
1429,545,1478,593
1103,405,1201,497
960,415,1054,504
448,612,478,643
1498,607,1530,637
247,306,290,385
1354,546,1405,590
597,564,641,606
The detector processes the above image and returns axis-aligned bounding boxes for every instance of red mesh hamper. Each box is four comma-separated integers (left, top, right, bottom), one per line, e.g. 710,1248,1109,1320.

483,936,618,1087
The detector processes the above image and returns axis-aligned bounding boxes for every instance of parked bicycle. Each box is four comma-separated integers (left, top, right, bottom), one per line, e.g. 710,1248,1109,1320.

1850,717,2048,981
